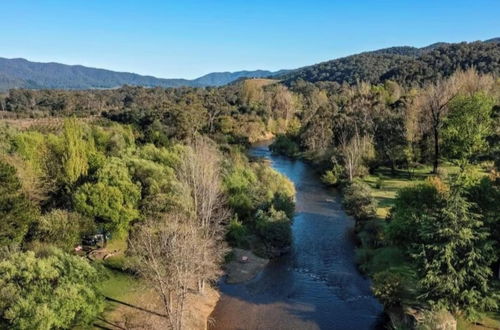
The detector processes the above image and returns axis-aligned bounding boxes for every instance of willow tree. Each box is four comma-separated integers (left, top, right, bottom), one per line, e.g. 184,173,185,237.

61,118,89,185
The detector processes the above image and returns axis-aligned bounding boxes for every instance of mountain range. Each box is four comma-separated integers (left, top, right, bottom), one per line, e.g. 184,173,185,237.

0,58,289,91
0,38,498,91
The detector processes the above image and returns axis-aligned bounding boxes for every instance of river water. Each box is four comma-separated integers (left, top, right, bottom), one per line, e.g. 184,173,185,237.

210,142,383,330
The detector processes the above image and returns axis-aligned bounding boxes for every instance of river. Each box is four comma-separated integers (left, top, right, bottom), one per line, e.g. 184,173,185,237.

210,141,383,330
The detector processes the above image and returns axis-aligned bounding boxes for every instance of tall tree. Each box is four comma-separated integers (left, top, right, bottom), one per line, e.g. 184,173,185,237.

177,137,229,292
442,92,494,164
0,161,38,246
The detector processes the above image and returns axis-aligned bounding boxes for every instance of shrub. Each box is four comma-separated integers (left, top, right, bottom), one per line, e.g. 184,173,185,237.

321,164,344,186
35,209,95,251
372,266,416,308
270,192,295,219
226,217,249,248
343,180,376,220
269,134,300,157
255,207,292,249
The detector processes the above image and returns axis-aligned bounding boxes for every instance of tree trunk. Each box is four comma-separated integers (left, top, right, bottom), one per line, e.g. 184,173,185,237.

433,127,439,174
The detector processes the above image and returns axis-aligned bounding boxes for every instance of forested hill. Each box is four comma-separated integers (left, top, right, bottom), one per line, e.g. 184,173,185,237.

2,39,499,91
0,57,285,91
280,39,500,86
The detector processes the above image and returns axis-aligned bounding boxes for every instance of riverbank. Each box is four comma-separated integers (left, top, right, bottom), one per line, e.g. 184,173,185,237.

97,268,220,329
224,248,269,284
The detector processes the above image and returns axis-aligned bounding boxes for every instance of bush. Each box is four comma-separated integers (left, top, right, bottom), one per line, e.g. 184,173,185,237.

226,217,249,248
255,207,292,249
270,192,295,219
372,266,416,308
343,180,376,220
35,209,95,251
321,164,344,186
269,134,300,157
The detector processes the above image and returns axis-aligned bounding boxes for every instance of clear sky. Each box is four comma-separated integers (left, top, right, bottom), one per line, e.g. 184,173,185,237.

1,0,499,79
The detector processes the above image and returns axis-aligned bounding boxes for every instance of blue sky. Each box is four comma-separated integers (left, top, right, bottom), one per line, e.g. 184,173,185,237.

1,0,499,79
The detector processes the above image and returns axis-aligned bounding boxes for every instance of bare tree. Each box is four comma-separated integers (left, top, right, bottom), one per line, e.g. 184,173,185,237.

177,136,229,293
129,214,201,330
339,125,374,182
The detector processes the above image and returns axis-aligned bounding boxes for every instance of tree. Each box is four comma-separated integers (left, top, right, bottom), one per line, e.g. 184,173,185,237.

389,183,497,318
417,69,494,173
176,137,229,292
0,161,38,247
34,209,95,251
442,92,494,163
271,85,295,129
374,106,407,172
416,73,460,173
73,157,140,236
338,126,374,182
61,118,90,185
129,214,203,330
0,248,104,329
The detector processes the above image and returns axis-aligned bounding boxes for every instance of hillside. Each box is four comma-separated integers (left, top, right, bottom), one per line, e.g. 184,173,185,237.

0,57,285,91
2,38,499,92
281,39,500,85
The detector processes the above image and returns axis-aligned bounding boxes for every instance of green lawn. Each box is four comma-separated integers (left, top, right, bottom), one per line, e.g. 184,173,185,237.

361,164,469,218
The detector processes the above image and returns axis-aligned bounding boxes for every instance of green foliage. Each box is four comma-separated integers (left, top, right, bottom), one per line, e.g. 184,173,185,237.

255,207,292,249
0,161,38,247
91,124,136,156
443,93,494,162
74,157,140,235
269,134,300,157
74,182,139,236
224,165,258,218
223,154,295,251
343,180,377,220
372,266,416,307
467,177,500,248
270,192,295,219
61,118,90,185
387,182,443,245
35,209,95,251
226,217,249,248
12,130,50,177
321,165,343,186
0,248,104,329
389,183,497,318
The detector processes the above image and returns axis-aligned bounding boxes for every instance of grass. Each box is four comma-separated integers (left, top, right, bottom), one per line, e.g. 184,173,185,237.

98,268,143,302
361,164,465,219
457,312,500,330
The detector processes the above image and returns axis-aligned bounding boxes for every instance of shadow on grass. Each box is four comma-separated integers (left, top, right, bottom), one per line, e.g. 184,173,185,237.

104,296,167,318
